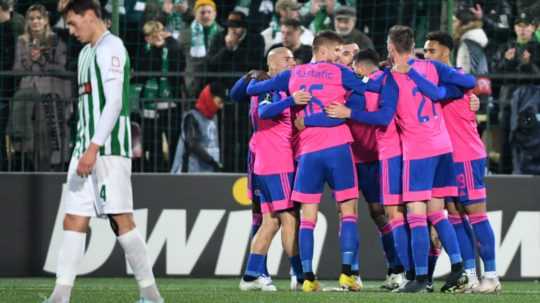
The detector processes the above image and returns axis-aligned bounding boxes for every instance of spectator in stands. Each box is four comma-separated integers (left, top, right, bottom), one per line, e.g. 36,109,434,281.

268,18,312,64
9,4,71,171
333,6,373,50
135,20,186,172
260,0,314,53
171,82,225,173
0,0,18,170
493,13,540,73
466,1,513,57
207,10,264,87
144,0,194,39
233,0,273,34
453,6,489,74
300,0,337,33
179,0,223,96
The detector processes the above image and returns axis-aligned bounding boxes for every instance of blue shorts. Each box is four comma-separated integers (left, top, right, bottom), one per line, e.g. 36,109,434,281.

252,172,295,214
446,158,487,205
357,156,403,205
403,152,457,202
292,144,358,203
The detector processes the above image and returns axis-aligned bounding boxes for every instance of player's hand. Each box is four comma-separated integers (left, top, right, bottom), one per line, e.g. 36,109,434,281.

326,102,351,118
469,94,480,112
469,4,483,20
294,116,305,131
76,143,99,177
292,90,311,105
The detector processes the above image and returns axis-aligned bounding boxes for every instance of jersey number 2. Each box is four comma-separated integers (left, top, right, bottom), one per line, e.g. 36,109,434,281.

413,86,437,123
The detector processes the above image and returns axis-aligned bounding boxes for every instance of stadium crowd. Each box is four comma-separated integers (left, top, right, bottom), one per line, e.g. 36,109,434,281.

0,0,539,173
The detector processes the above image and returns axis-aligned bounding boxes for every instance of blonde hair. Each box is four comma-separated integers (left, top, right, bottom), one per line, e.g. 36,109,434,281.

143,20,164,36
22,4,54,47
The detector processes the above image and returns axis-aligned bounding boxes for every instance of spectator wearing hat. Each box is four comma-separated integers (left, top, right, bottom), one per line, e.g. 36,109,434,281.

171,82,225,173
179,0,223,96
493,13,540,74
267,18,312,64
333,6,373,50
207,10,265,87
260,0,314,53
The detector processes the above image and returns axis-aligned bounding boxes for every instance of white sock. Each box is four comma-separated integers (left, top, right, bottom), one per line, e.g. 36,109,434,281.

118,229,161,301
484,271,498,279
51,230,86,302
465,268,477,277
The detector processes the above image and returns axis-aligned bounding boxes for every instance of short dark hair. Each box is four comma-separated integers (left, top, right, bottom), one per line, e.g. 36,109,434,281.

281,18,302,31
354,48,380,67
59,0,101,18
313,30,344,52
388,25,414,54
426,31,454,51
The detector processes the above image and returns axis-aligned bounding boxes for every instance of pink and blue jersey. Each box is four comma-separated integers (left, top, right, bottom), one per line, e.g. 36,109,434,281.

247,62,368,157
441,92,486,162
248,92,295,174
441,90,487,204
348,71,402,162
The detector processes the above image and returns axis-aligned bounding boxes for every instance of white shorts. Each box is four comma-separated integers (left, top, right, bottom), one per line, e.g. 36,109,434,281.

64,155,133,217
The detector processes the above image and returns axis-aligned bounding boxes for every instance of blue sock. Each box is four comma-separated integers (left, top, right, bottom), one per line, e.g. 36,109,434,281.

289,255,304,282
379,223,400,270
449,214,476,270
243,253,265,279
469,213,497,272
340,215,358,270
351,237,359,274
407,214,429,276
299,219,315,277
429,211,463,265
262,256,269,276
390,218,412,272
428,253,439,282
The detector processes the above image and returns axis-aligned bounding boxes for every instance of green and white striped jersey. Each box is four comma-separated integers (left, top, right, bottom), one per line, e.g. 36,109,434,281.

73,31,132,158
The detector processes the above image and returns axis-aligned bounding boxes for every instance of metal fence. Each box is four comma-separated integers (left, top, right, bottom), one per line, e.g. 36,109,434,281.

1,0,540,173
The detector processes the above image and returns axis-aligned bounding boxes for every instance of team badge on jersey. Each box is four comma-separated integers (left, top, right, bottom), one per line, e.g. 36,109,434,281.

78,82,92,96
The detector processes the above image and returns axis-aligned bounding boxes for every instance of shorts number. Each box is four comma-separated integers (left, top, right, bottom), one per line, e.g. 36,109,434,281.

414,86,437,123
100,185,107,202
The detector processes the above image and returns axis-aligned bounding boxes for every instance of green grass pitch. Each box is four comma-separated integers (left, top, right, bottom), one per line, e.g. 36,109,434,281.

1,278,539,303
